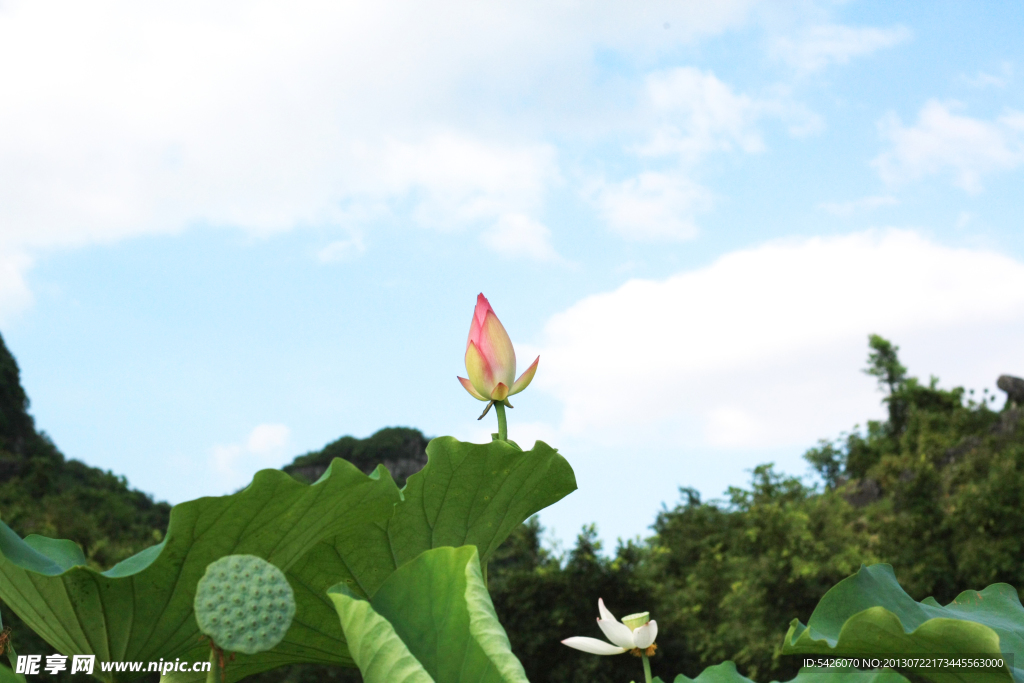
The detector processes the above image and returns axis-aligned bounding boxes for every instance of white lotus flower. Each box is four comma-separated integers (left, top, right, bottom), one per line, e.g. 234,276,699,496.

561,598,658,656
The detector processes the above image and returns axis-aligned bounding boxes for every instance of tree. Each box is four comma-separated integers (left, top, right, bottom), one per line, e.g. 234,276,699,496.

864,333,908,437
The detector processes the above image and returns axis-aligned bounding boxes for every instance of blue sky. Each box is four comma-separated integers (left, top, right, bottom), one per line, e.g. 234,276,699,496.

2,0,1024,550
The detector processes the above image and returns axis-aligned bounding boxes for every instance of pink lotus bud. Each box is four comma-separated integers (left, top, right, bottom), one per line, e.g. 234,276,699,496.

458,293,539,405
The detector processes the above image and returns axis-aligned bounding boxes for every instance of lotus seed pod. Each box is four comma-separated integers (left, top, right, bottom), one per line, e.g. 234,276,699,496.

194,555,295,655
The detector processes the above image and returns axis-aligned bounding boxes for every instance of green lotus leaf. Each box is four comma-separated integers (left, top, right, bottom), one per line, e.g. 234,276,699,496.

652,661,909,682
0,438,575,683
329,545,528,683
782,564,1019,683
0,666,23,683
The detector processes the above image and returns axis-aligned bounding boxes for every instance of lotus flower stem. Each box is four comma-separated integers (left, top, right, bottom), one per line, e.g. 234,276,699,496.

206,643,229,683
494,402,508,441
641,653,652,683
206,648,220,683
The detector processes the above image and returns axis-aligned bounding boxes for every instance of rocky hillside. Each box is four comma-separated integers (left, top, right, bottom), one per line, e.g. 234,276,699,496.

0,332,171,568
282,426,428,487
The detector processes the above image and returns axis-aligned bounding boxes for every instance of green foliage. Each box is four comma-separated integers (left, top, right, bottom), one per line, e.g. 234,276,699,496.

865,334,909,438
831,372,1020,603
803,441,846,489
329,546,528,683
0,334,34,456
659,661,909,682
645,468,875,681
0,664,24,683
0,437,575,683
490,334,1024,682
489,522,666,683
783,564,1017,683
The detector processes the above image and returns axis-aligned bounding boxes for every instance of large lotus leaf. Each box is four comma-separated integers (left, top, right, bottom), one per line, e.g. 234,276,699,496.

0,459,397,683
329,545,529,683
182,437,574,683
185,437,574,683
0,438,575,683
782,564,1020,683
652,661,909,682
386,437,572,575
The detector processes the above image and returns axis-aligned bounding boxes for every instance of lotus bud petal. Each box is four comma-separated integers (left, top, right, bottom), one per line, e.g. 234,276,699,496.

458,293,538,404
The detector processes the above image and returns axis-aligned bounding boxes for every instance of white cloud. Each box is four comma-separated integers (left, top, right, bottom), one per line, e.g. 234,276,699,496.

317,234,366,263
595,68,767,241
365,135,560,229
0,1,774,316
961,62,1014,89
482,213,562,262
873,100,1024,193
2,0,841,315
0,0,759,258
640,67,767,159
246,423,291,454
598,171,714,241
211,423,291,491
641,67,821,157
818,195,899,217
535,229,1024,449
596,67,820,242
773,24,911,73
0,250,33,325
706,406,772,448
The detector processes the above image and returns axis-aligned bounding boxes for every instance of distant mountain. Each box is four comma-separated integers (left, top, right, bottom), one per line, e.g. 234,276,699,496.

282,426,428,487
0,332,36,457
0,332,171,568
